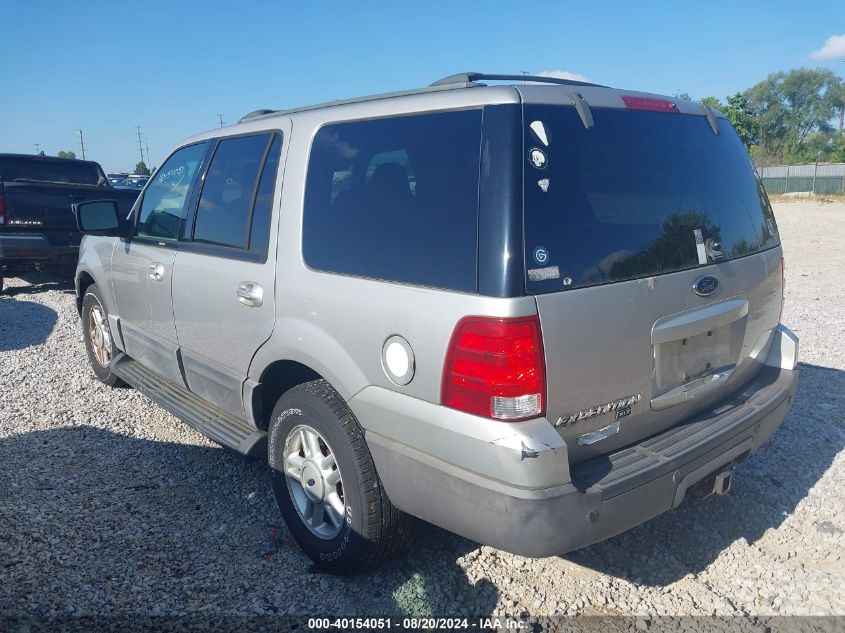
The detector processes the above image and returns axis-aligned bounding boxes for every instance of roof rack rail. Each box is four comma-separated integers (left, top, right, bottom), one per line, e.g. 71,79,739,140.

430,72,602,88
239,109,277,123
235,80,477,125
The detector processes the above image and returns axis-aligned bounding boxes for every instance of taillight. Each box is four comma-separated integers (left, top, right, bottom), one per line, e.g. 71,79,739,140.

0,190,5,225
780,257,785,319
622,96,680,113
441,315,546,421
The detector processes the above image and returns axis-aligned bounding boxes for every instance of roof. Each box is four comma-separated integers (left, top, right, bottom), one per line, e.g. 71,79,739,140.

0,153,102,167
236,71,607,124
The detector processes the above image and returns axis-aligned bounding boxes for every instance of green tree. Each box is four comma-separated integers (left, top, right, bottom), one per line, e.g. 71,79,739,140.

745,68,844,163
699,96,724,110
134,161,151,176
57,150,76,159
722,93,759,148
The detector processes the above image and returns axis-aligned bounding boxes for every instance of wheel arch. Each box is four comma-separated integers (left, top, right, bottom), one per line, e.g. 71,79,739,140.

250,359,325,431
75,269,97,315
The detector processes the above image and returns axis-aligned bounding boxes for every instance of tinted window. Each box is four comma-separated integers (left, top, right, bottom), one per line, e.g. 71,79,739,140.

523,107,780,294
303,110,482,292
0,158,102,185
193,134,270,249
249,135,282,253
138,143,207,240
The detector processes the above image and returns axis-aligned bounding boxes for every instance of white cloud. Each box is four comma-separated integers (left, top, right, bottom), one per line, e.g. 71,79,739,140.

809,34,845,61
536,69,590,82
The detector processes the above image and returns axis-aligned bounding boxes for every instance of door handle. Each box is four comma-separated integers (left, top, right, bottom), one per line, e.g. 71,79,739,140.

236,281,263,307
148,262,165,282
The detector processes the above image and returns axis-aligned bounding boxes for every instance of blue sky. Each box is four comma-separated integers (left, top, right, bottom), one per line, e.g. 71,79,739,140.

2,1,843,172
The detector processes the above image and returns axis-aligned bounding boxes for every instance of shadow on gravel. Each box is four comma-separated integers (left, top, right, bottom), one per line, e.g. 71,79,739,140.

0,297,58,351
568,361,845,586
0,426,498,620
2,269,76,298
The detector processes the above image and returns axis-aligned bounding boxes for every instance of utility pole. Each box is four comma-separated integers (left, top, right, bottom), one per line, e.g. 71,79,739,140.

34,143,41,154
145,138,151,169
78,129,86,160
217,113,225,128
520,70,529,84
135,125,145,168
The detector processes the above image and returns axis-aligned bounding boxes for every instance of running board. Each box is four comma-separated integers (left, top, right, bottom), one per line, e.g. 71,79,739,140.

112,354,266,458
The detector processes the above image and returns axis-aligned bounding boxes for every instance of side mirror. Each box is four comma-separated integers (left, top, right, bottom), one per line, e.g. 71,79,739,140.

74,200,127,237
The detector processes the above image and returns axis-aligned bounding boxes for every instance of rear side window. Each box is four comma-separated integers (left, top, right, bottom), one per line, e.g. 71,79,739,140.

193,133,272,249
249,135,282,253
523,106,780,294
303,109,482,292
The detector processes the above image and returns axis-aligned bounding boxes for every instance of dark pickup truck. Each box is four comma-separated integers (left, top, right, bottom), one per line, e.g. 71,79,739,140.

0,154,140,291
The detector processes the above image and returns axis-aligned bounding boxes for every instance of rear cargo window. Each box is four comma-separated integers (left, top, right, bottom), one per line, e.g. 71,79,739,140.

303,109,482,292
0,158,102,185
523,106,780,294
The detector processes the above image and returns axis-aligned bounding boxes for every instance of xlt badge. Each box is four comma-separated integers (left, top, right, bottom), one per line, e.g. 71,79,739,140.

556,394,641,428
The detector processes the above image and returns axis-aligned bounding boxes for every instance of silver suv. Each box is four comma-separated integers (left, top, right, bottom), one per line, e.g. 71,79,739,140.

74,72,799,574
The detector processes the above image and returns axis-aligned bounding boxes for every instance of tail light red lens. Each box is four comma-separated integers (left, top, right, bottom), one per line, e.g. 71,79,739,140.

622,96,680,113
441,315,546,421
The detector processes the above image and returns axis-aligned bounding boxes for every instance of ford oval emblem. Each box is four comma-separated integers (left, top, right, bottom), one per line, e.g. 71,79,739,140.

693,275,719,297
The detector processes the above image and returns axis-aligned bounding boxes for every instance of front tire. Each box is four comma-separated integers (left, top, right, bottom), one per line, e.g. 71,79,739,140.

81,284,122,387
268,380,412,574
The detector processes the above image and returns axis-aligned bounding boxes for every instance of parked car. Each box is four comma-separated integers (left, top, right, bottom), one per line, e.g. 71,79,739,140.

107,172,129,186
0,154,140,292
74,72,798,574
113,175,150,189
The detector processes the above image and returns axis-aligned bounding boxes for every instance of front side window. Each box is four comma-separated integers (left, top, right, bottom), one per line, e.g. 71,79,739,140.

192,133,272,249
302,109,482,292
137,142,207,240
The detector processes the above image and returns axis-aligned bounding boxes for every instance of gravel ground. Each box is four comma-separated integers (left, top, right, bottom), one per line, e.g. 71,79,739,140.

0,200,843,624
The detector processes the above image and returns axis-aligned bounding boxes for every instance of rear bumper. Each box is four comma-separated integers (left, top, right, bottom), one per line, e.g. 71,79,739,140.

0,233,78,262
357,326,799,557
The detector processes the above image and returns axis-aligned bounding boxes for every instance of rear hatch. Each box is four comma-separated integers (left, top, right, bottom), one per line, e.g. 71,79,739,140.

520,95,783,463
0,157,105,236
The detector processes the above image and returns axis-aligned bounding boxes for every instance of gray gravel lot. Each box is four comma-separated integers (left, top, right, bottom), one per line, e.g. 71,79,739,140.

0,201,843,621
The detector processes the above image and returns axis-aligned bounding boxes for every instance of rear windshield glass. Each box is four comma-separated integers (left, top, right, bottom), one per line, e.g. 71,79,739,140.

0,158,102,185
523,106,779,294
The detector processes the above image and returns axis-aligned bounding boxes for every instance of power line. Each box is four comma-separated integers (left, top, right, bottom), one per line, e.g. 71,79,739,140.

135,125,145,166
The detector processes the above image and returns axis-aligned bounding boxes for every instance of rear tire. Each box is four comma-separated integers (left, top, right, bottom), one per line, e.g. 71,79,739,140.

81,284,122,387
268,379,413,574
